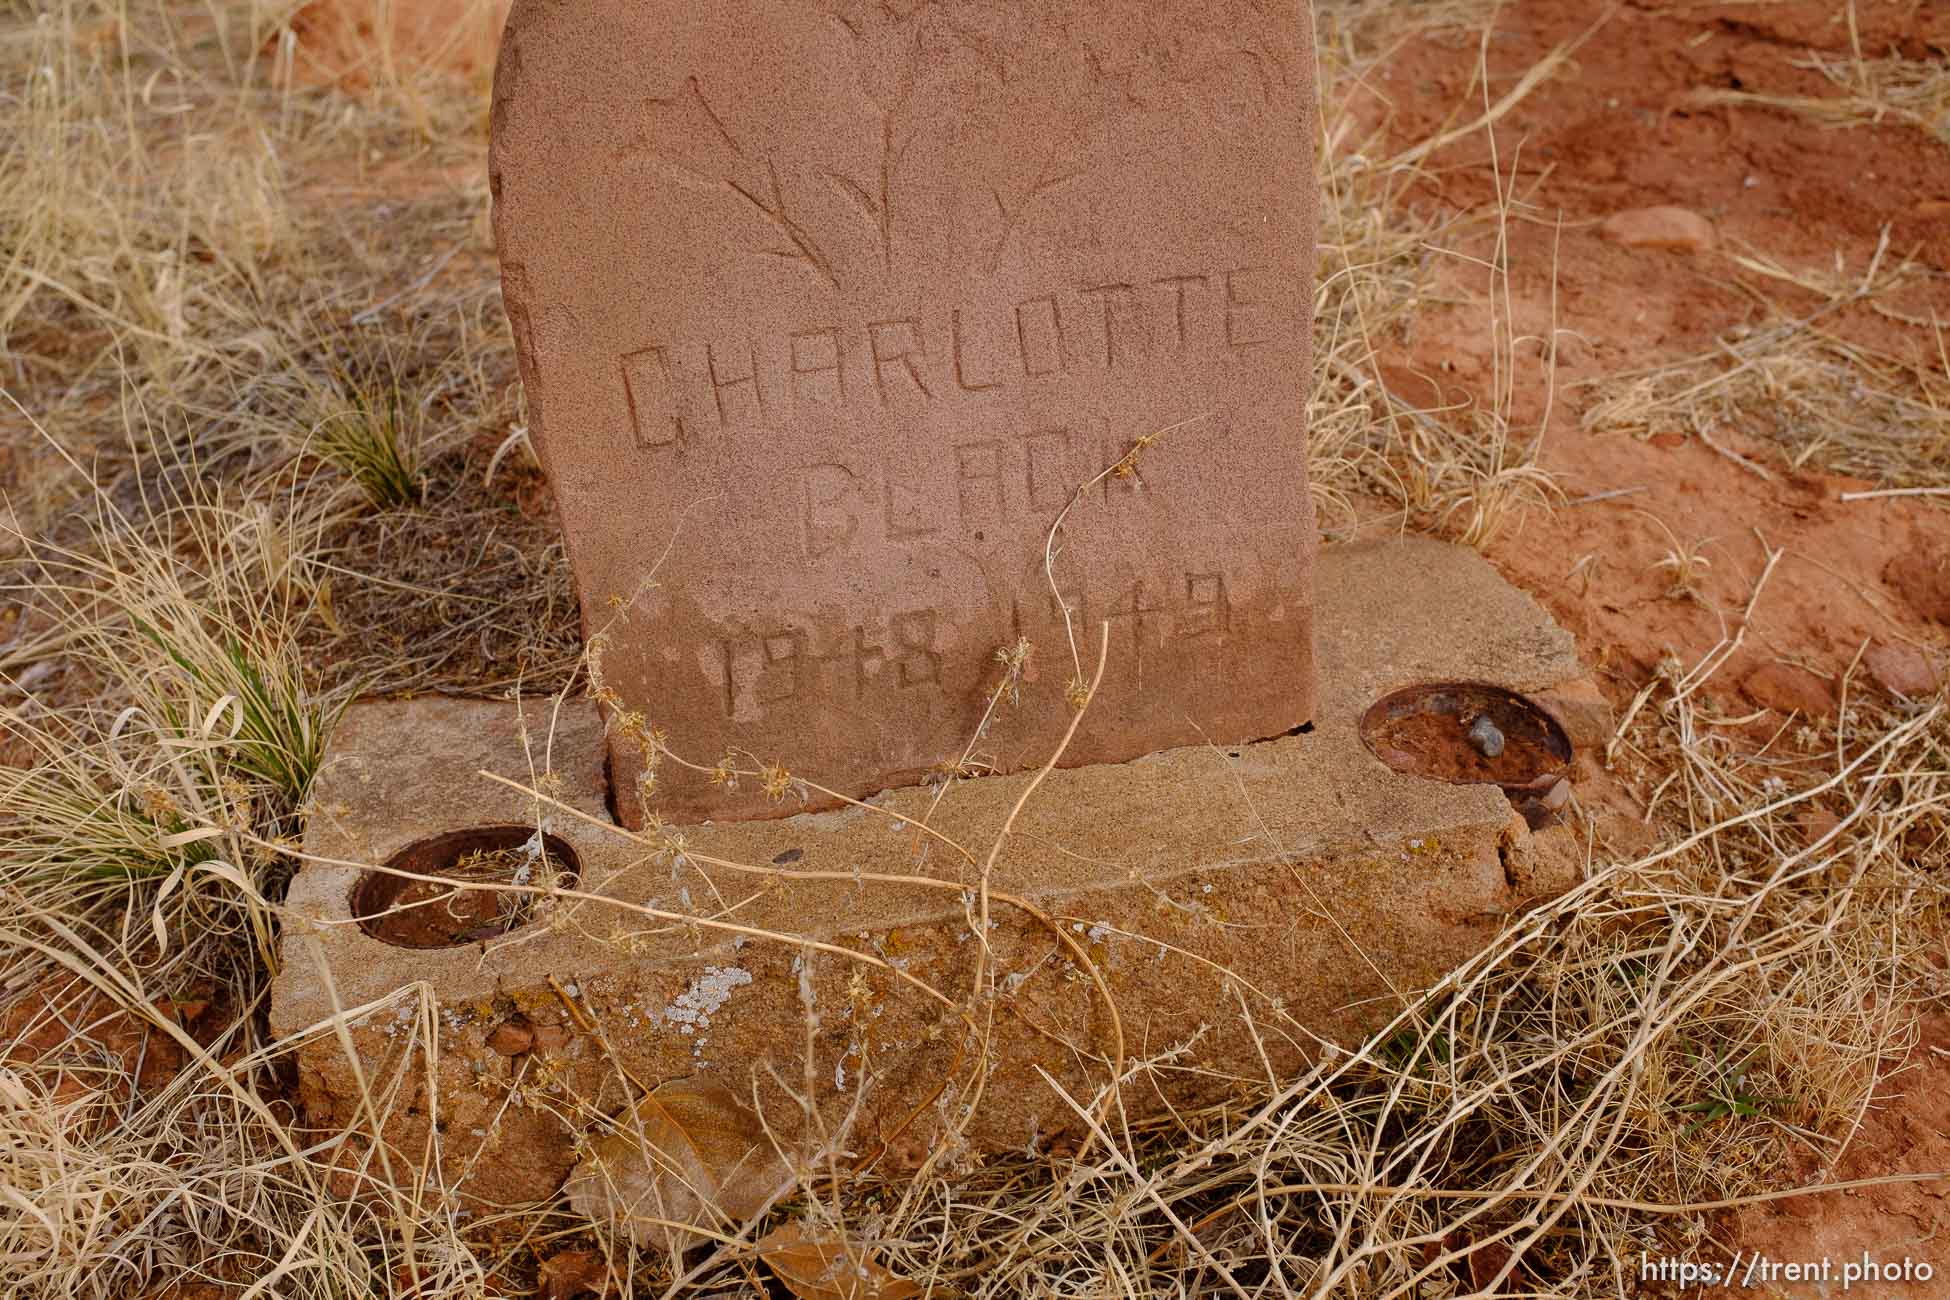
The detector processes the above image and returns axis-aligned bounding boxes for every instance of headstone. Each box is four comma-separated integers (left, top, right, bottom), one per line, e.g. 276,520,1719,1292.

491,0,1320,826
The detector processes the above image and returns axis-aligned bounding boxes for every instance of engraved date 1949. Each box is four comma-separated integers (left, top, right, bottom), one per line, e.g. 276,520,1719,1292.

716,572,1235,722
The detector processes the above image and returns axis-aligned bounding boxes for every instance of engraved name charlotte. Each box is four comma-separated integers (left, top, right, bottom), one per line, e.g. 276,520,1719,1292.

617,264,1287,449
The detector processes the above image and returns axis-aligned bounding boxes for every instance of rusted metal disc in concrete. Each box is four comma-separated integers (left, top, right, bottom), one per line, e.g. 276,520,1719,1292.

1359,682,1573,798
352,826,580,949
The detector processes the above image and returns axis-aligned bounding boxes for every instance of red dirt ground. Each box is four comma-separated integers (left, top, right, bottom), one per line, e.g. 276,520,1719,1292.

1696,1016,1950,1300
282,0,509,91
0,973,218,1128
1367,2,1950,1288
1369,1,1948,726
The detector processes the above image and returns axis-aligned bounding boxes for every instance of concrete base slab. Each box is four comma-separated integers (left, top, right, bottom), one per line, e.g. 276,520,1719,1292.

272,537,1605,1207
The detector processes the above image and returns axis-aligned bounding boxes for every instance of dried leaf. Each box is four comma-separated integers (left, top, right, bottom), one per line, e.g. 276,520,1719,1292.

563,1076,789,1257
315,574,341,636
537,1248,611,1300
759,1222,923,1300
1465,1237,1516,1294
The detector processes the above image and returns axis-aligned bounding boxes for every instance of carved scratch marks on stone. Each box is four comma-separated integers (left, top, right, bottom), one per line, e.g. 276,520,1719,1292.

818,6,931,274
987,164,1086,273
936,13,1015,85
1075,7,1292,117
619,75,739,186
730,161,842,289
620,76,841,289
620,346,680,448
793,419,1166,565
826,7,862,42
820,106,915,273
817,0,1056,271
824,172,887,267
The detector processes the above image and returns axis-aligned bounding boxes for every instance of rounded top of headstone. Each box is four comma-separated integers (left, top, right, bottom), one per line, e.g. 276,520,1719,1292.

491,0,1322,824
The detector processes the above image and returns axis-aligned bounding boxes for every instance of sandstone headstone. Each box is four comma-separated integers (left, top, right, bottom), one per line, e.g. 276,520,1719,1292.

491,0,1320,825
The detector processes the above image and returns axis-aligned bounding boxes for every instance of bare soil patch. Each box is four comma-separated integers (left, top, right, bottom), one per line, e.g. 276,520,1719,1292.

1348,2,1950,1278
1359,0,1948,740
1701,1015,1950,1300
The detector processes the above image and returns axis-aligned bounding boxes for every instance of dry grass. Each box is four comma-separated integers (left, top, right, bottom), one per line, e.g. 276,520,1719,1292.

1581,231,1950,487
1,0,1946,1297
1306,6,1574,548
1674,0,1947,148
1687,50,1950,146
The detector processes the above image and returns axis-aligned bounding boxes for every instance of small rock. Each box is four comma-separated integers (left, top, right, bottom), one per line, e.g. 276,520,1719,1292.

1864,641,1939,698
536,1248,610,1300
1539,778,1572,811
532,1023,574,1053
1741,662,1835,718
167,998,211,1025
1466,715,1505,758
1600,205,1717,254
1884,547,1950,625
487,1022,533,1056
1795,806,1842,849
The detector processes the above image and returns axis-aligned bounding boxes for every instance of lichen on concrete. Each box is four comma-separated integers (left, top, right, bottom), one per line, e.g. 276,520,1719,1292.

659,965,754,1033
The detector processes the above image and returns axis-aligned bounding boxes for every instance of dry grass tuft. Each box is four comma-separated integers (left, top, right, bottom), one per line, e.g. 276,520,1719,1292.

1582,232,1950,487
1687,52,1950,146
1306,6,1570,548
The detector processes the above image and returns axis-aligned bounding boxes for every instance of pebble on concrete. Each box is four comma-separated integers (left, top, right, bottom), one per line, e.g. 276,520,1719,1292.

487,1022,533,1056
1600,205,1717,254
1467,714,1506,758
